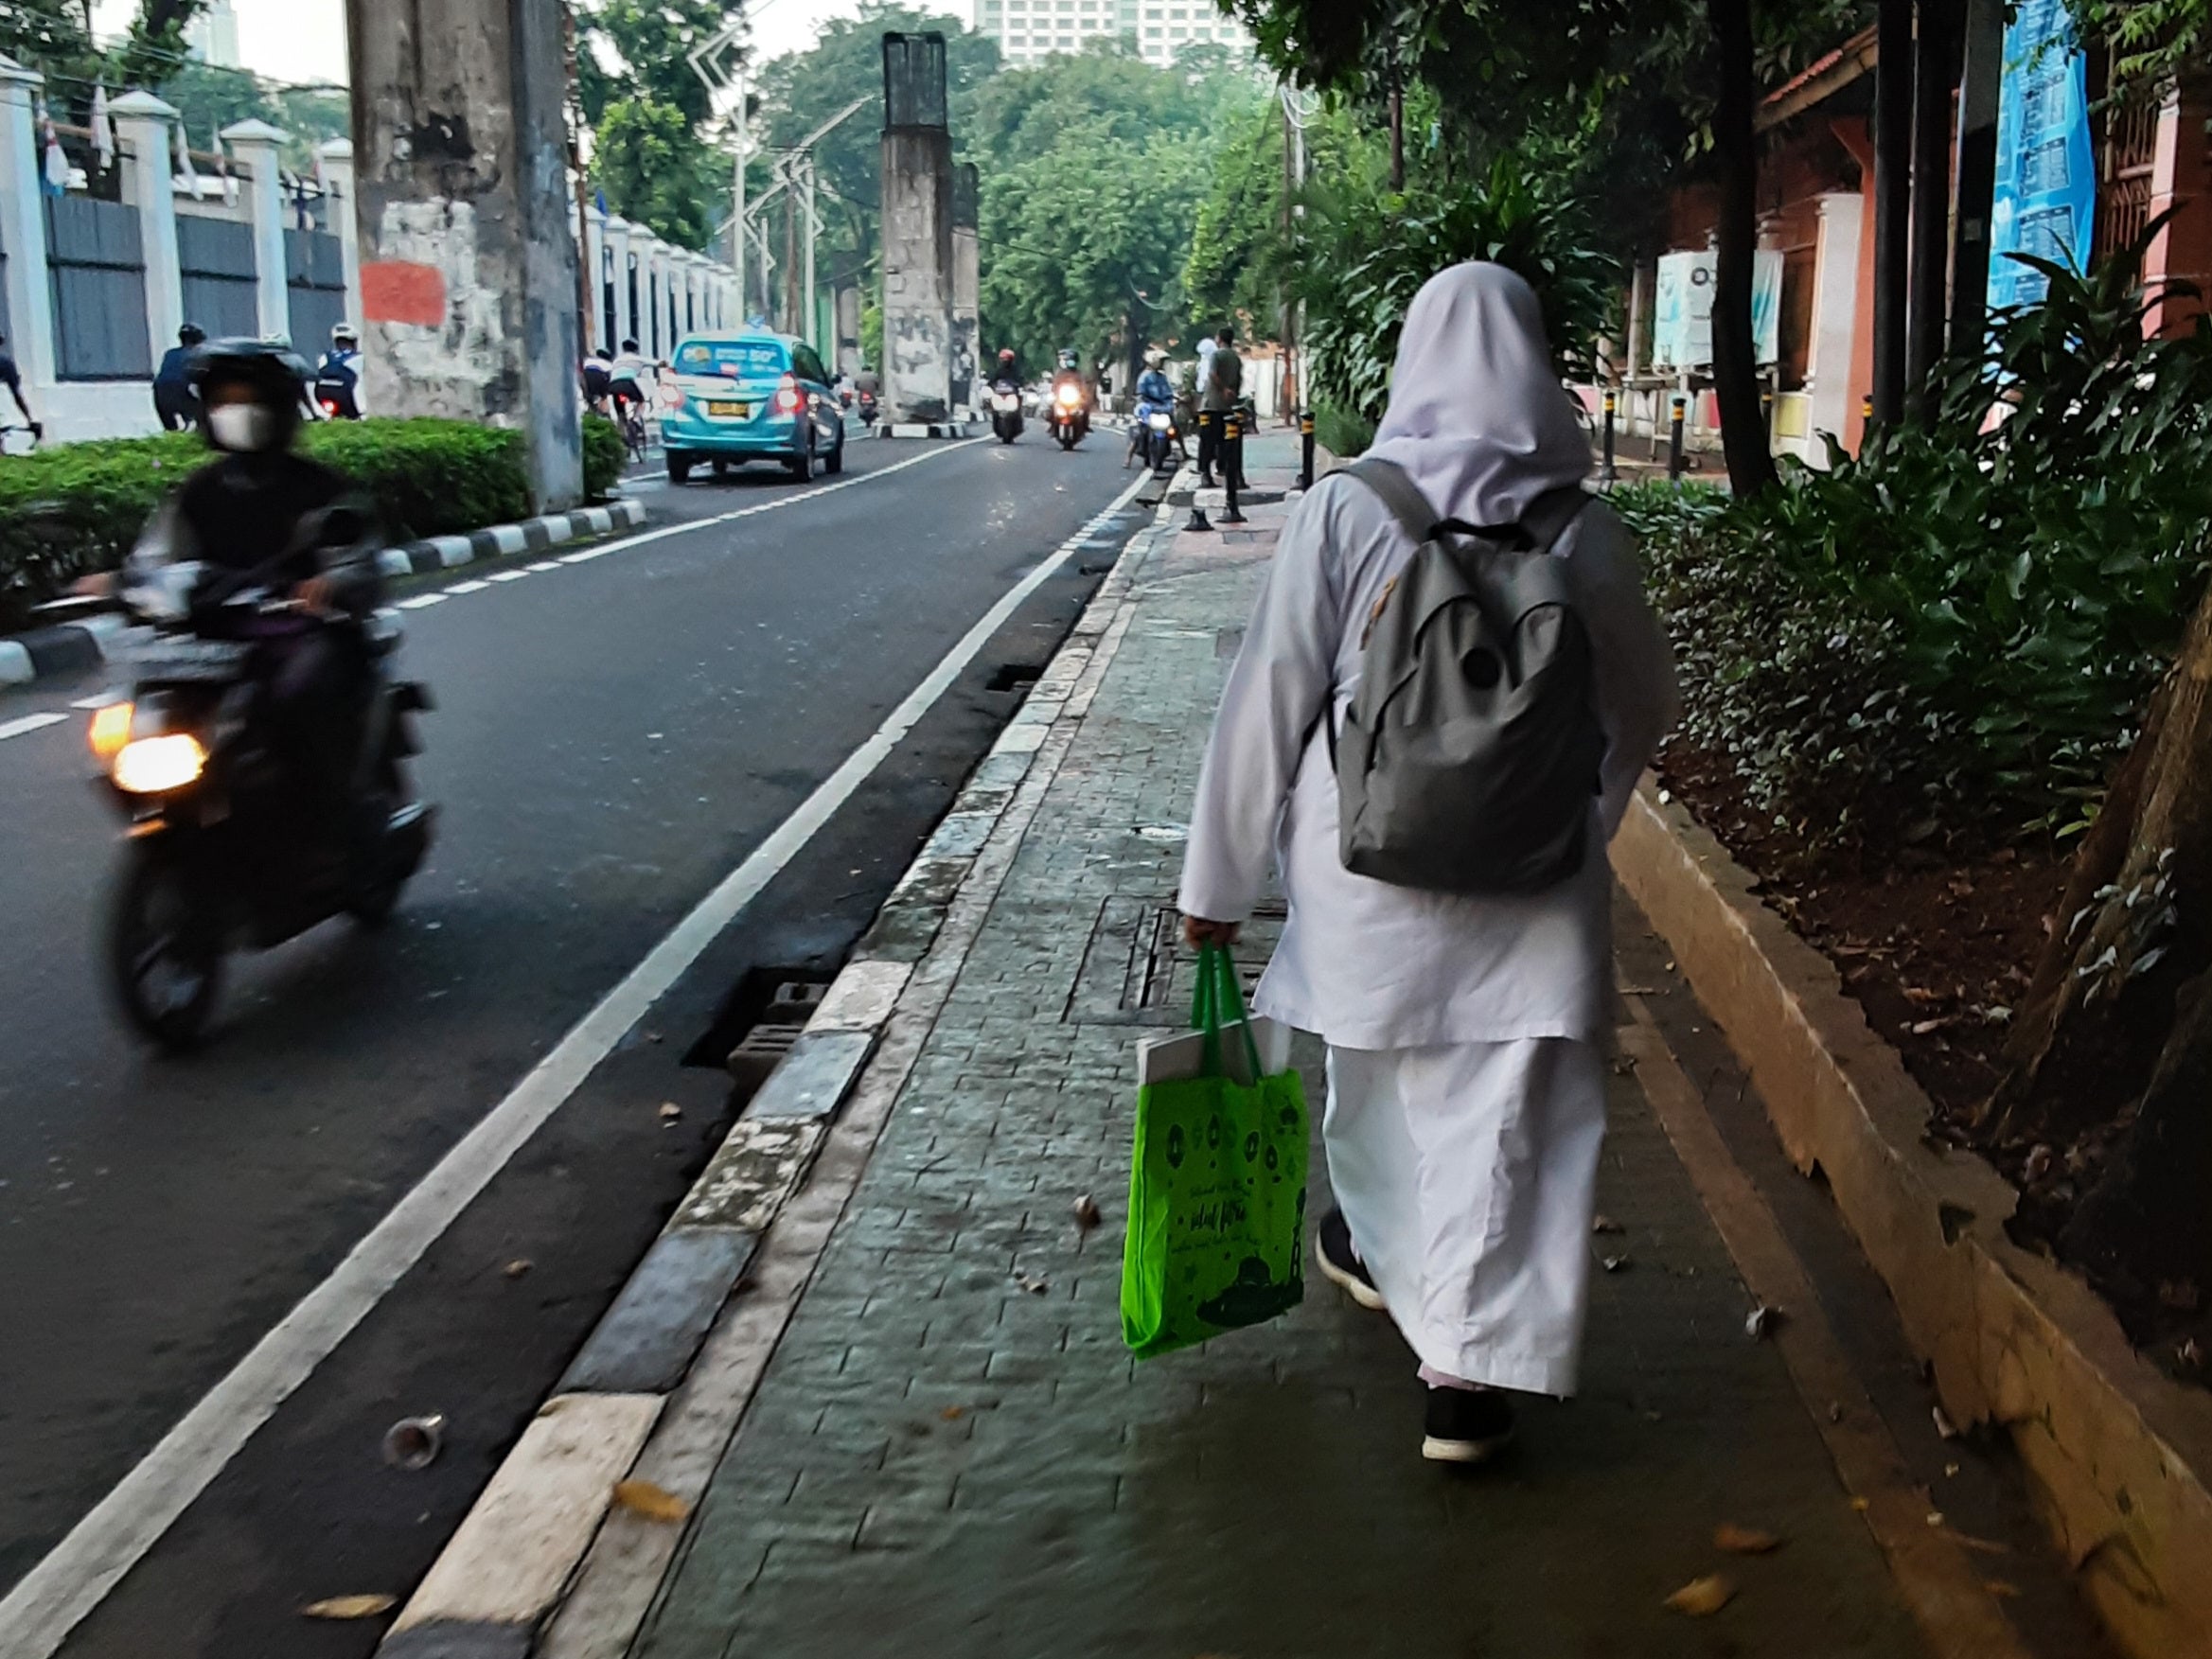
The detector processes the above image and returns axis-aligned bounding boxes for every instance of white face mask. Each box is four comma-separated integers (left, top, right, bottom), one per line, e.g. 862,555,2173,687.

207,402,279,452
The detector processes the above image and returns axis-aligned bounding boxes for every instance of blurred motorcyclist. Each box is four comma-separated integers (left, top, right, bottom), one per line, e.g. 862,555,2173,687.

1129,349,1177,468
117,340,381,859
153,323,206,431
1048,346,1090,438
990,345,1023,388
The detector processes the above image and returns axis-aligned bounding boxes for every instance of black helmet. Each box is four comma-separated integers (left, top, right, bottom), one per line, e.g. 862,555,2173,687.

178,323,206,346
188,338,309,445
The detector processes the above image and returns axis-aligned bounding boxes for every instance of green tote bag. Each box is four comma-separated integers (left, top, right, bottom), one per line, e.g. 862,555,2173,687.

1120,943,1309,1359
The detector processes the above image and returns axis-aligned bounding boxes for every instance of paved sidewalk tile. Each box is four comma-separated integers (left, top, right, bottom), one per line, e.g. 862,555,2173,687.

636,446,1921,1658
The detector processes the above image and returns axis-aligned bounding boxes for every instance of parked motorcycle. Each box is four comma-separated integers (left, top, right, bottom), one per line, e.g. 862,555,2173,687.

1133,401,1178,473
80,513,435,1050
1046,380,1088,450
989,378,1024,444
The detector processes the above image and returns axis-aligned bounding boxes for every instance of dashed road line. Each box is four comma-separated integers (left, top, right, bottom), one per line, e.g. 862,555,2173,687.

70,691,123,710
0,712,66,742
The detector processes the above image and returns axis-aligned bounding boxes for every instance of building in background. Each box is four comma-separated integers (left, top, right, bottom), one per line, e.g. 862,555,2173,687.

972,0,1247,68
186,0,241,67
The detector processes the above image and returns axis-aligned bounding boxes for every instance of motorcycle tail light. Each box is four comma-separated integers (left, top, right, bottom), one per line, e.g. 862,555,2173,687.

113,732,205,795
89,700,134,761
320,399,339,416
773,374,803,415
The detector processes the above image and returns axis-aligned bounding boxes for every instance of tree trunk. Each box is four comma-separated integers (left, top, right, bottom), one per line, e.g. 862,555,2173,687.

1981,581,2212,1300
1708,0,1777,496
1387,44,1406,192
1871,0,1914,425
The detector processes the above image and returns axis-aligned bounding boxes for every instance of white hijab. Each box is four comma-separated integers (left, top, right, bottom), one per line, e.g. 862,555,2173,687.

1366,261,1590,529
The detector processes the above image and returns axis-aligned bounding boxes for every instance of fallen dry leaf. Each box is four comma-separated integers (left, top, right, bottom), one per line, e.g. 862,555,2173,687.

658,1102,682,1122
940,1404,965,1421
1713,1523,1781,1555
612,1478,690,1524
1663,1574,1735,1616
503,1258,533,1280
1072,1193,1102,1230
1849,1496,1871,1512
301,1594,397,1620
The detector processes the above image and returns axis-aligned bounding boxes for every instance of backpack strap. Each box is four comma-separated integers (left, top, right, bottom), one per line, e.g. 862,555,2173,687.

1343,456,1441,546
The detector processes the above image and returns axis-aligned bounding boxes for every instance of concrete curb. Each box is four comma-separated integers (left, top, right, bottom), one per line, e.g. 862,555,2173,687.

0,502,651,691
374,501,648,581
1613,782,2212,1659
375,469,1184,1659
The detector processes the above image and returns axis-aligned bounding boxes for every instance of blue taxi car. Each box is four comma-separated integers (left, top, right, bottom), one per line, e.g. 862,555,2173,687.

660,331,846,483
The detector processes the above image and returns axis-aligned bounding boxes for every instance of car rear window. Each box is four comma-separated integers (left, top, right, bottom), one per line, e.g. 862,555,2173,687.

675,340,787,378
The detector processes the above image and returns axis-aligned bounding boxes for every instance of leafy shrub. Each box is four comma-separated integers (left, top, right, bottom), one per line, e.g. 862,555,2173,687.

583,413,624,501
1313,400,1373,460
1619,224,2212,853
0,417,624,631
1299,150,1618,430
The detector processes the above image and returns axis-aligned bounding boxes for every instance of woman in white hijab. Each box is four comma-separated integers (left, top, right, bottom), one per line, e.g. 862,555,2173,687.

1178,262,1677,1461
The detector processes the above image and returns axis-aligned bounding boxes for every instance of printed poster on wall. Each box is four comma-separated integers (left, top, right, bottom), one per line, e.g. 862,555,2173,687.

1651,250,1783,369
1989,0,2097,309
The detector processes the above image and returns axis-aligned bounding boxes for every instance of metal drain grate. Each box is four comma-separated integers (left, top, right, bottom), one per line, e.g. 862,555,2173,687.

1062,896,1286,1025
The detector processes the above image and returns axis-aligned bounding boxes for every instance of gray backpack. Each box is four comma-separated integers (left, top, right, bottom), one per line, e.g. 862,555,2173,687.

1329,457,1605,896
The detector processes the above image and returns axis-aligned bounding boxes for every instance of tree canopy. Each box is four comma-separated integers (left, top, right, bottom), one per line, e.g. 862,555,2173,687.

1,0,214,115
575,0,738,249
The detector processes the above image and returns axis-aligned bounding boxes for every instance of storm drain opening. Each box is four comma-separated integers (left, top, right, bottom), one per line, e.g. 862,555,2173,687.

684,964,837,1091
984,662,1042,696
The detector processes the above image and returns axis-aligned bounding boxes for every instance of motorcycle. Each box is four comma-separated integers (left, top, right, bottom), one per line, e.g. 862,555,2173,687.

80,510,435,1050
989,378,1024,444
856,388,878,427
1133,401,1178,473
1046,380,1088,450
312,357,362,420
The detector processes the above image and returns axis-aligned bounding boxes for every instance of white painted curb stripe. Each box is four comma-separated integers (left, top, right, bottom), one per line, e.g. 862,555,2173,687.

0,440,1124,1659
433,535,475,569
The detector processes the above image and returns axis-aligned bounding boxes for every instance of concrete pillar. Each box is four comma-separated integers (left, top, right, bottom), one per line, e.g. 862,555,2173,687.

316,137,361,327
630,229,660,354
220,117,291,342
606,217,634,346
581,204,606,354
348,0,582,510
836,283,861,375
0,56,56,389
1805,192,1865,454
112,92,186,366
950,161,979,416
879,33,955,422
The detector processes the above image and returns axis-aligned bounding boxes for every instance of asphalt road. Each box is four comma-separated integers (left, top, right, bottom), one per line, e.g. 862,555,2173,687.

0,424,1148,1656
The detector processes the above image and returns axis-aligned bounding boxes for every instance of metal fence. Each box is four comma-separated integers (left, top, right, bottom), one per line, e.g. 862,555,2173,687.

285,228,346,350
177,215,258,340
44,196,150,380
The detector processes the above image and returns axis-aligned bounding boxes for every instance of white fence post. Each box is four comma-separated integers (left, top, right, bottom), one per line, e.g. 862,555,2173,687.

111,90,185,368
316,136,360,327
583,203,606,355
607,217,634,347
630,227,661,354
221,118,292,343
0,55,57,391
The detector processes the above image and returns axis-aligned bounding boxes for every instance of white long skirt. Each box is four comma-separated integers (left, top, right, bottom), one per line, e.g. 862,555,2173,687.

1322,1038,1608,1397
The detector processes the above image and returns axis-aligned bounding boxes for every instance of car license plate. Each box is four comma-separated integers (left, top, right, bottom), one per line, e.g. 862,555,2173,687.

706,400,749,418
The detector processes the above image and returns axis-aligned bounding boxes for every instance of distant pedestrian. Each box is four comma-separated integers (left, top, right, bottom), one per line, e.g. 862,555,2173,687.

0,332,37,441
1196,326,1242,487
154,324,205,431
1178,263,1677,1463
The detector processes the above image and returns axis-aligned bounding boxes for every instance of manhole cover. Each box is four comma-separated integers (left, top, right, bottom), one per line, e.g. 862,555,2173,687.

1063,896,1286,1025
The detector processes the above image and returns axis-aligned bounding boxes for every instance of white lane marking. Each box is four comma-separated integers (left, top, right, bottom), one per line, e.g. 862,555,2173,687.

445,579,490,595
488,570,532,584
0,712,66,742
71,691,125,710
524,561,562,573
0,458,1153,1659
397,593,450,610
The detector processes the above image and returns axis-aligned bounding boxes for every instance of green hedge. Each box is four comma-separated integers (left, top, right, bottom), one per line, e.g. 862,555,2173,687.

1,415,628,633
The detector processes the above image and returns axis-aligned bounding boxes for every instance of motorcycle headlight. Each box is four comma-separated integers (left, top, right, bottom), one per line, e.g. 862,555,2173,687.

1056,385,1082,407
1148,413,1171,430
113,732,205,794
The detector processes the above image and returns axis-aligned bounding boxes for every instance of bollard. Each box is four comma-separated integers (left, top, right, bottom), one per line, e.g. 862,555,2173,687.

1196,409,1216,485
1221,412,1247,524
1600,389,1618,484
1300,408,1316,490
1668,393,1687,482
1761,387,1774,439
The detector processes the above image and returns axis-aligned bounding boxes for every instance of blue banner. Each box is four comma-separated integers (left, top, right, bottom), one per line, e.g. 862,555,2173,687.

1989,0,2096,309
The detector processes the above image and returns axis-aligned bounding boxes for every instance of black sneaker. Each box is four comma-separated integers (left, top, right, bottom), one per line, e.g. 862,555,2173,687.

1315,1207,1386,1311
1423,1385,1515,1464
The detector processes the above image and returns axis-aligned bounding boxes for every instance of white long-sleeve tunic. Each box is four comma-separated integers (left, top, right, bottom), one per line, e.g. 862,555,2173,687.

1178,471,1679,1050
